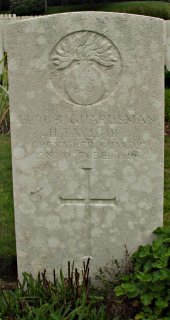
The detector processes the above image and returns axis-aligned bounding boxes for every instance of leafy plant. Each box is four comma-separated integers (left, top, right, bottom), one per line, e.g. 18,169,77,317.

0,259,109,319
96,247,137,320
115,227,170,320
0,53,9,135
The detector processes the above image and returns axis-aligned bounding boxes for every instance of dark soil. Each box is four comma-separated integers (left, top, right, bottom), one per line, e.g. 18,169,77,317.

0,256,17,289
165,122,170,136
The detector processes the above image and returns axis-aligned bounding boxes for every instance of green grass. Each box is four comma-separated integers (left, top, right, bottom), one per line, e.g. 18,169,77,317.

164,136,170,226
47,1,170,19
1,1,170,19
0,134,170,256
0,55,10,135
0,135,15,257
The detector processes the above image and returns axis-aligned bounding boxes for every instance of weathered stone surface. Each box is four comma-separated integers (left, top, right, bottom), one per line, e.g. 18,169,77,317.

0,17,17,74
0,16,37,74
7,13,164,279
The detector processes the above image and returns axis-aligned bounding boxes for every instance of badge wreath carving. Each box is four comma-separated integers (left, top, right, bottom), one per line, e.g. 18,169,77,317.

50,31,122,106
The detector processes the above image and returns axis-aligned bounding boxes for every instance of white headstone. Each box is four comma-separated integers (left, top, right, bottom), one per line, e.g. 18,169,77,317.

0,16,39,75
7,13,164,279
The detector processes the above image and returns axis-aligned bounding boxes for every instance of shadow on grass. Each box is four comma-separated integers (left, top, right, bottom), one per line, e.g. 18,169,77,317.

0,255,17,281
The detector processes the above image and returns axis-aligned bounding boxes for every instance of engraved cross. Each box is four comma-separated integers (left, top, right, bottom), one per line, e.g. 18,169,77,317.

60,168,116,255
60,168,116,208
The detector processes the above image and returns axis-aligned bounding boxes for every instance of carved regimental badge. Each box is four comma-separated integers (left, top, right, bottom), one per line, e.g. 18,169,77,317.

50,31,122,106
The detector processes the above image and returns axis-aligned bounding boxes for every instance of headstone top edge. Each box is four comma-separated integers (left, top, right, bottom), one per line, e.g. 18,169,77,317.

6,11,164,27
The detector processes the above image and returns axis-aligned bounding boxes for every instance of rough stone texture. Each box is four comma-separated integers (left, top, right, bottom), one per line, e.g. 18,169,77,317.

0,16,38,74
0,17,16,74
7,13,164,279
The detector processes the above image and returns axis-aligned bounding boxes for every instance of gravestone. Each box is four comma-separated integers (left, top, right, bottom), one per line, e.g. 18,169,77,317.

0,16,39,74
0,16,17,74
7,13,164,279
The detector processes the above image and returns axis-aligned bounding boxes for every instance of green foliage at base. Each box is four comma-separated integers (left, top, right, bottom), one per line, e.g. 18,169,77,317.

0,260,121,320
115,227,170,320
164,136,170,226
10,0,46,15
